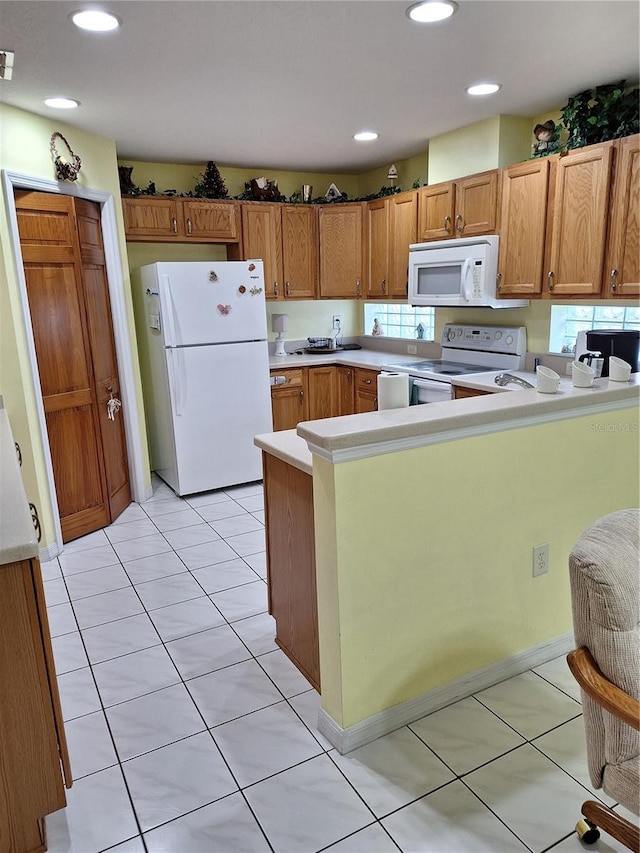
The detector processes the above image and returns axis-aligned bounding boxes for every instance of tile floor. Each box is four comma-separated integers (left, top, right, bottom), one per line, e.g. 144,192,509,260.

42,476,637,853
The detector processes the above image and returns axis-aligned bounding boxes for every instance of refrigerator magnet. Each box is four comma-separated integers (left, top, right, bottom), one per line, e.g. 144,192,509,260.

217,303,232,315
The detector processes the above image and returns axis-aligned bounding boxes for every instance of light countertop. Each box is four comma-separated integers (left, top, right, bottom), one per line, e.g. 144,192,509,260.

254,428,312,475
269,349,420,372
0,398,39,564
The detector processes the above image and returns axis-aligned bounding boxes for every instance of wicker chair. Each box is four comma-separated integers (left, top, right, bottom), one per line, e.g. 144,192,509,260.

567,509,640,851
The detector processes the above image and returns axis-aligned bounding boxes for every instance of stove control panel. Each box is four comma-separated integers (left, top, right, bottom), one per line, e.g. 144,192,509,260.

441,324,526,356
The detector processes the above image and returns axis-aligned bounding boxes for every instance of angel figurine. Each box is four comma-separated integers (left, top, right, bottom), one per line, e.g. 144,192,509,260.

372,318,384,336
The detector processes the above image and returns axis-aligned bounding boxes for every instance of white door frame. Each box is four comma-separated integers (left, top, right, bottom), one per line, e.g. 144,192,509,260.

2,169,150,559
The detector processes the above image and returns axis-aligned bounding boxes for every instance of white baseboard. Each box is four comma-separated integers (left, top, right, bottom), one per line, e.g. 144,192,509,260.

318,632,575,754
38,541,60,563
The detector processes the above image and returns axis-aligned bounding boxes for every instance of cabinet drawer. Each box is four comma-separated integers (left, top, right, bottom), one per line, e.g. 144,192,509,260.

270,369,304,389
354,368,379,391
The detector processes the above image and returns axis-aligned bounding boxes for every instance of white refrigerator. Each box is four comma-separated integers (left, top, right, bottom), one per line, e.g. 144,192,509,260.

136,261,273,495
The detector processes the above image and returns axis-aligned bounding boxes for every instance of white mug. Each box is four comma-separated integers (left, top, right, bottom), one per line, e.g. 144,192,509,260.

536,365,560,394
609,356,632,382
572,360,595,388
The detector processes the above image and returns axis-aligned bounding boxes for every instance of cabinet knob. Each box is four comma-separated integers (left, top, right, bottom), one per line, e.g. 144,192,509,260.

444,215,452,234
610,269,618,292
455,214,464,234
547,271,554,292
363,378,372,384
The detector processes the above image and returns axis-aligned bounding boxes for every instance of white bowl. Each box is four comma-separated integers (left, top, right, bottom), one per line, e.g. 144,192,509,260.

572,361,595,388
536,365,560,394
609,356,632,382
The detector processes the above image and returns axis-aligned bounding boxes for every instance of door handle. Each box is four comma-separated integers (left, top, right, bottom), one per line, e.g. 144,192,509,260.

547,271,555,292
455,214,464,234
444,215,452,234
274,282,279,297
186,218,193,236
610,269,618,292
107,393,122,421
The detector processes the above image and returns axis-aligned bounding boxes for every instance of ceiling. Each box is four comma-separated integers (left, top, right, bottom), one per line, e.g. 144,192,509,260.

1,1,638,173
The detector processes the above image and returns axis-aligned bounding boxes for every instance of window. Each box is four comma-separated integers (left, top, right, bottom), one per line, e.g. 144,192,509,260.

363,304,435,341
549,305,640,354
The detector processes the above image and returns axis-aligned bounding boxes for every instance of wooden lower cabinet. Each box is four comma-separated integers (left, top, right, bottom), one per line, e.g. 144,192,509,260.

270,369,308,431
337,366,356,415
452,385,493,400
354,368,379,413
262,453,319,690
0,557,72,852
308,366,338,420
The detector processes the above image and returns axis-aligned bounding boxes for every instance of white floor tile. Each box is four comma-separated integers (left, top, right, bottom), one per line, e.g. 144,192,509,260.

475,671,582,739
45,766,139,853
142,495,188,517
148,596,226,642
210,579,268,622
187,658,282,727
184,489,232,508
59,529,110,554
176,537,239,570
47,601,79,637
245,753,374,853
105,518,159,544
224,482,263,499
191,557,261,594
409,696,526,775
57,666,102,721
103,838,146,853
533,654,583,703
51,630,89,674
257,648,314,697
212,701,322,787
92,644,180,707
235,494,264,513
210,513,264,539
43,577,69,607
166,624,251,680
242,550,267,578
122,550,188,584
122,731,237,832
152,506,204,531
58,543,119,576
106,683,206,761
161,522,220,551
40,557,63,581
382,779,530,852
231,611,278,656
134,571,205,611
71,586,144,630
225,528,266,557
111,533,171,563
112,503,148,525
81,612,161,664
288,689,333,751
252,509,265,524
330,726,456,818
195,499,249,523
64,563,131,601
464,743,598,852
324,823,399,852
64,710,119,778
143,792,271,852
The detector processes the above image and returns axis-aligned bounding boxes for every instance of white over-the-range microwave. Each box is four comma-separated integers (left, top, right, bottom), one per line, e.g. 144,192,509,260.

407,235,529,309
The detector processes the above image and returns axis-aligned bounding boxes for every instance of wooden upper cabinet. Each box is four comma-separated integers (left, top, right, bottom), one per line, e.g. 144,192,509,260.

389,191,417,297
282,205,318,299
606,134,640,297
366,199,389,298
122,196,241,243
417,171,498,242
497,159,550,296
122,196,182,240
318,204,366,298
241,203,283,300
181,199,240,241
546,144,613,296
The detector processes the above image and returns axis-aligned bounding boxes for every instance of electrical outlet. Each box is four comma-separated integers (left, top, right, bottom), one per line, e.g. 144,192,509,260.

332,315,341,331
566,361,573,376
532,543,549,577
407,344,417,354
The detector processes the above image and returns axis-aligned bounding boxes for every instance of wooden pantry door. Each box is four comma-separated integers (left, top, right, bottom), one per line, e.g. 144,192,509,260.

14,190,130,541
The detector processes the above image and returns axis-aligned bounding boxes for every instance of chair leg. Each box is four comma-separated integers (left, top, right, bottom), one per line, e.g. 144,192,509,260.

577,800,640,852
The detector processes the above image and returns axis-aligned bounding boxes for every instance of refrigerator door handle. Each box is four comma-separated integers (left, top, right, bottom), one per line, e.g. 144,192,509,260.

159,274,178,347
167,348,183,417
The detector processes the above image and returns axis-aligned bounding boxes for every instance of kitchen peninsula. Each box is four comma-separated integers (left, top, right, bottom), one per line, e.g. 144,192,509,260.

256,376,640,753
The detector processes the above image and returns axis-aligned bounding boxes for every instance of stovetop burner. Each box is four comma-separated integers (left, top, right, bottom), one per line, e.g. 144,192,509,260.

383,359,498,378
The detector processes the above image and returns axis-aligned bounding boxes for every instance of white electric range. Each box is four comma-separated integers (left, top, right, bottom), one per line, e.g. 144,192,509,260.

381,324,527,404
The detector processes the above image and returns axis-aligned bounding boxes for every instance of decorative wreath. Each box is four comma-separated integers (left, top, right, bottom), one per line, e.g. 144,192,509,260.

50,132,82,182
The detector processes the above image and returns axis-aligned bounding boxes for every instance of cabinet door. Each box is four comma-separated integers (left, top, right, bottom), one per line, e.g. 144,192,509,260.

366,199,389,298
282,205,318,299
497,160,550,296
241,204,283,300
606,134,640,297
454,171,499,237
318,205,365,298
337,366,355,415
121,197,181,240
354,368,378,412
308,366,338,420
354,389,378,413
389,191,417,297
182,200,240,241
547,145,613,296
417,183,454,241
270,369,308,431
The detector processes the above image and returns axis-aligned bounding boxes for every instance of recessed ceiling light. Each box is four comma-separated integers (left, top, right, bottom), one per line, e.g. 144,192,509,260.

467,82,502,96
354,131,379,142
406,1,457,23
44,97,80,109
70,10,121,32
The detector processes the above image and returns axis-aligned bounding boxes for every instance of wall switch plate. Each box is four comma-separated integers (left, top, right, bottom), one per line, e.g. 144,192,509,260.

532,543,549,577
407,344,417,354
332,315,341,331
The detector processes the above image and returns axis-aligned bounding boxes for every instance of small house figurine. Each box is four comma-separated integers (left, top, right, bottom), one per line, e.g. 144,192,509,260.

372,318,384,336
416,322,426,339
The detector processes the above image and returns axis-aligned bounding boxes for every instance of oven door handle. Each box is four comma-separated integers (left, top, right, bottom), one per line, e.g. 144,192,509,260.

412,378,450,390
461,258,473,302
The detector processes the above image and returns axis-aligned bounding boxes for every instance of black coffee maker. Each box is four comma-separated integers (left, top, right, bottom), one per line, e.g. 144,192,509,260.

578,329,640,377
